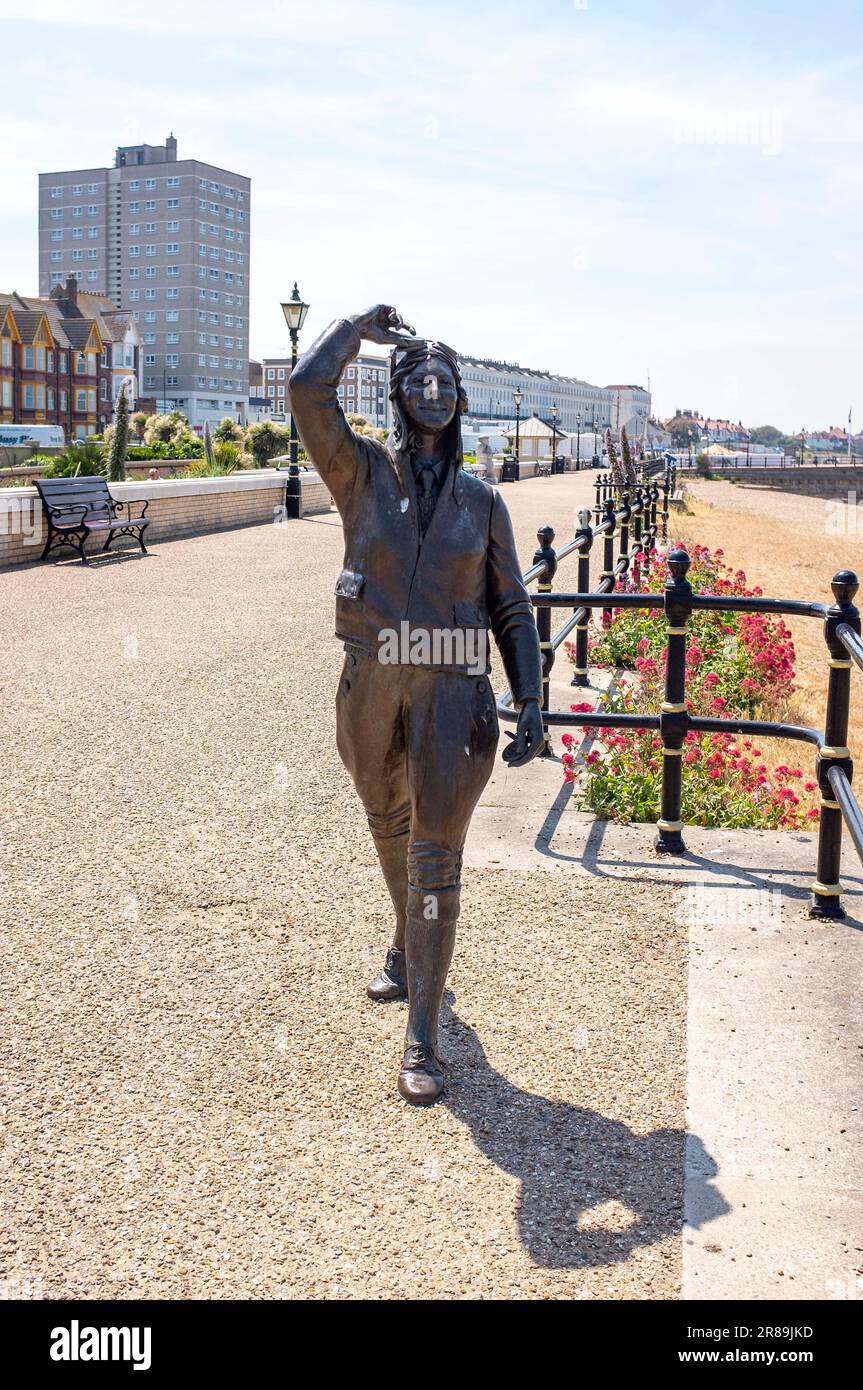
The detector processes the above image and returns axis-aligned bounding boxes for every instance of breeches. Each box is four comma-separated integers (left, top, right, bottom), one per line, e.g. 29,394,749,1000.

335,653,499,918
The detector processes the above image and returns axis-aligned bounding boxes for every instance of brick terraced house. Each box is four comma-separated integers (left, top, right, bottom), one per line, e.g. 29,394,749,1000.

0,275,139,440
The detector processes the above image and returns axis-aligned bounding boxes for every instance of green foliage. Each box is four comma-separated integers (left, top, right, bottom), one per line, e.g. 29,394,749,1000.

564,544,810,830
214,416,243,443
694,453,713,478
666,415,701,448
41,441,106,478
131,411,149,442
246,421,291,466
184,441,245,476
126,440,205,460
106,387,129,482
748,425,784,446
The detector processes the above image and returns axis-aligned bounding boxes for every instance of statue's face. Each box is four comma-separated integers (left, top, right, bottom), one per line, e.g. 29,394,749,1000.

398,358,459,434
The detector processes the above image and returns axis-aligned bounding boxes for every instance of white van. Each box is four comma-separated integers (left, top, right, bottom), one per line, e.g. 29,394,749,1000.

0,423,66,448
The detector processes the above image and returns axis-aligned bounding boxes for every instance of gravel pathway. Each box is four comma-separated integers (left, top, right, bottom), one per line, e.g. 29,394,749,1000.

0,476,685,1300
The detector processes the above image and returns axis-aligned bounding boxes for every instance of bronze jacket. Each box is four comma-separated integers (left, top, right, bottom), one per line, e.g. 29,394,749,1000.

290,318,542,705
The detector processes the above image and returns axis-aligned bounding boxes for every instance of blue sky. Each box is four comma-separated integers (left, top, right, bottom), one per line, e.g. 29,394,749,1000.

1,0,861,430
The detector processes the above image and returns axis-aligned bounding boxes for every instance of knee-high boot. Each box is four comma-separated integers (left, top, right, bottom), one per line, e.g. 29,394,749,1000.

366,809,411,1001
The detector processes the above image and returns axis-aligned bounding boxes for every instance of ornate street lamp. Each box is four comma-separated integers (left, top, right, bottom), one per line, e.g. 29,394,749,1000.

280,282,309,518
575,411,582,472
550,401,559,474
513,386,523,483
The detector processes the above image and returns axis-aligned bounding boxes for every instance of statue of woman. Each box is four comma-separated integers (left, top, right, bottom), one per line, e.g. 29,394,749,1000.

291,305,544,1104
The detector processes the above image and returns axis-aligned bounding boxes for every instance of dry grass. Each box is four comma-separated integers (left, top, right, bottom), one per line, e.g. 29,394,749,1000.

678,479,863,771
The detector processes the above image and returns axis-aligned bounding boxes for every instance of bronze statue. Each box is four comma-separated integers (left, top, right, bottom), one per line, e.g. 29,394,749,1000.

291,306,544,1104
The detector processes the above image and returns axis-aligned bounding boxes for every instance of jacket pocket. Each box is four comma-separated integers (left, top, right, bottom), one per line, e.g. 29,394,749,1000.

454,600,489,629
335,568,365,600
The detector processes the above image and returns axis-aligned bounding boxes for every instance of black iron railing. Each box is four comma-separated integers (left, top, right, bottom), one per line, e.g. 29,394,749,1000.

497,463,863,919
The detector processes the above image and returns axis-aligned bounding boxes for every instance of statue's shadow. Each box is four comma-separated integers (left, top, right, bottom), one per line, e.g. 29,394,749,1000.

439,995,728,1269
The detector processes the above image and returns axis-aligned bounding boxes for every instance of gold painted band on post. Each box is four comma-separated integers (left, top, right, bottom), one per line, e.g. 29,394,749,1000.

820,746,851,759
571,667,588,676
811,880,842,896
820,799,839,810
666,626,688,635
661,701,687,713
662,747,684,756
657,818,684,832
829,659,853,669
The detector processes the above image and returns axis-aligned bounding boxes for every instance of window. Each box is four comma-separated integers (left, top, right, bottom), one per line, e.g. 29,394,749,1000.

100,378,108,400
209,355,219,367
225,251,234,263
209,182,220,193
165,353,178,367
145,288,156,300
145,244,156,256
51,230,62,241
75,388,87,410
145,178,156,189
167,198,179,209
225,207,234,220
225,186,234,199
209,269,219,280
87,249,98,259
59,388,67,409
72,184,82,195
198,243,206,256
50,185,61,198
167,176,180,188
209,247,219,260
209,202,218,213
128,223,139,235
144,310,156,323
50,208,62,220
209,224,218,236
144,354,156,366
59,353,67,372
225,229,234,241
47,350,53,371
143,334,155,344
129,268,140,280
129,180,139,190
87,205,97,215
129,201,140,213
198,353,206,365
22,346,35,369
129,245,139,256
87,226,98,239
72,228,83,240
72,249,83,261
145,200,155,211
145,222,156,233
277,368,285,380
209,335,219,346
47,388,54,409
166,220,179,232
166,375,178,387
23,384,35,408
129,290,140,301
224,272,233,283
166,288,179,299
209,313,219,324
166,243,178,254
166,311,179,322
197,376,206,388
144,376,155,388
51,250,62,262
167,265,179,277
87,183,98,193
277,385,285,397
199,199,206,209
166,333,178,344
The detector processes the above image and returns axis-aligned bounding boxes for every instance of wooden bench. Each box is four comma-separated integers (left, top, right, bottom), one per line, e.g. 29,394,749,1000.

35,476,150,565
536,459,552,478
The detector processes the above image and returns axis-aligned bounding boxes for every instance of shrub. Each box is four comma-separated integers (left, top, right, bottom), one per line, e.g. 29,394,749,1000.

184,441,245,476
41,441,106,478
131,411,149,442
214,416,243,443
126,440,204,461
564,544,814,829
246,421,291,466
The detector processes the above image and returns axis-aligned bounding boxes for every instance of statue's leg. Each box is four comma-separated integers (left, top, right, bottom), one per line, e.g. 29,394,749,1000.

398,670,499,1104
335,653,410,997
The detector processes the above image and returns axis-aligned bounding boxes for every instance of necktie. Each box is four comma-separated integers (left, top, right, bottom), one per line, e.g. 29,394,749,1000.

417,465,437,536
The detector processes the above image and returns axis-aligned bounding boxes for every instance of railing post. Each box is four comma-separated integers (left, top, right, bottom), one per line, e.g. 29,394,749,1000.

601,496,616,629
617,490,631,581
810,569,860,918
662,468,671,541
571,506,593,687
649,482,659,553
656,548,692,854
533,524,558,756
593,473,603,527
631,486,644,587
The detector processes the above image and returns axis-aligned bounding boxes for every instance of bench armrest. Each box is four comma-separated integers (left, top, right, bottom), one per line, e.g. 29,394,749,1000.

48,503,88,523
113,498,150,521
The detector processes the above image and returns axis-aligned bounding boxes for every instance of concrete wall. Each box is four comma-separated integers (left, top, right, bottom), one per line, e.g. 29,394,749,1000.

0,469,332,568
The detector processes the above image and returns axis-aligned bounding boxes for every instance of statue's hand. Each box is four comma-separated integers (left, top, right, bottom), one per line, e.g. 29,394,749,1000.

349,305,420,348
501,698,545,767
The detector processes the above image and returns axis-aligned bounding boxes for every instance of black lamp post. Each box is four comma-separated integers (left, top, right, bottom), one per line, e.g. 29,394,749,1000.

550,401,559,474
280,282,309,518
799,427,806,468
513,386,522,482
575,411,582,472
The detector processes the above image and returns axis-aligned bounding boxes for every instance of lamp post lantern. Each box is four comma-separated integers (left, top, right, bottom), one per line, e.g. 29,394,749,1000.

513,386,523,482
550,401,559,474
280,282,310,518
575,411,582,472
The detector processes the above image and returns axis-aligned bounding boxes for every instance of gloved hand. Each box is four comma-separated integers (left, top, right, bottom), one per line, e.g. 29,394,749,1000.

501,698,545,767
